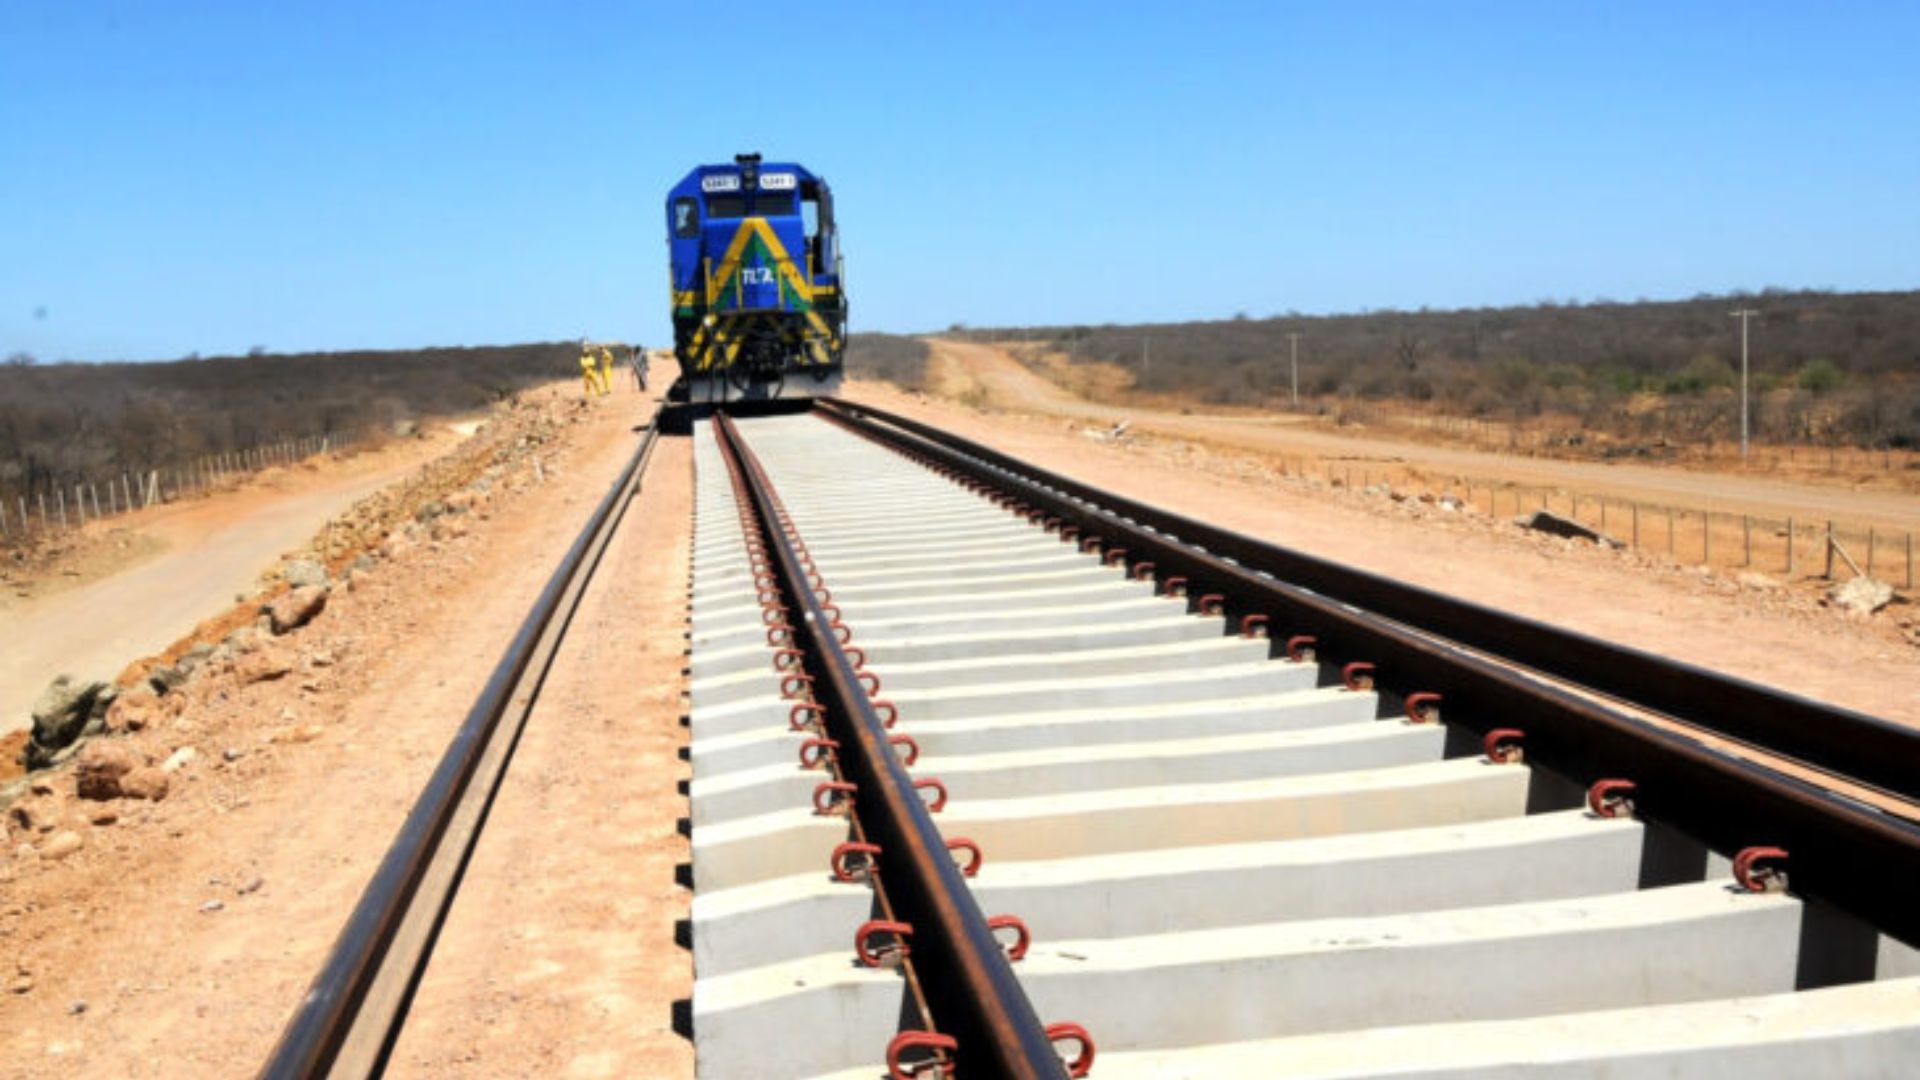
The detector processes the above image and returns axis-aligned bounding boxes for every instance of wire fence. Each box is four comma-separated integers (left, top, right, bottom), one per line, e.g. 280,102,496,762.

0,426,377,544
1292,457,1916,590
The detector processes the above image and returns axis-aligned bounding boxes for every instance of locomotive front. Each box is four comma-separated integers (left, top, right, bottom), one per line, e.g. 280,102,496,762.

665,153,847,402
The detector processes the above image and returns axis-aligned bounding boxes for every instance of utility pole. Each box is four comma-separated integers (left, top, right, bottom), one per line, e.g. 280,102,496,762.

1286,332,1302,406
1731,309,1758,460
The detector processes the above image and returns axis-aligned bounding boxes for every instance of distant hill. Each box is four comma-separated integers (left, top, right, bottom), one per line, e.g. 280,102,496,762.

0,343,569,508
964,289,1920,448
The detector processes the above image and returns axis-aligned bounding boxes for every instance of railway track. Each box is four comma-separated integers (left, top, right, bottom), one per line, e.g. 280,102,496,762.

260,399,1920,1077
688,406,1920,1077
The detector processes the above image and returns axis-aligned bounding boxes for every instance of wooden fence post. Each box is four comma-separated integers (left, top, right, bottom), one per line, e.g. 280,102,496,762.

1631,503,1640,548
1824,521,1835,579
90,483,101,519
56,488,67,528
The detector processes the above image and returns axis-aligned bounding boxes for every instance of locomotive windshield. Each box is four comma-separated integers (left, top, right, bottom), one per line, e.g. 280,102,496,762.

705,192,796,218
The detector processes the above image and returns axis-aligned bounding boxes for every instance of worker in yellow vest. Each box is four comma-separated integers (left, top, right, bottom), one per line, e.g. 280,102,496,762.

579,340,602,397
597,346,616,396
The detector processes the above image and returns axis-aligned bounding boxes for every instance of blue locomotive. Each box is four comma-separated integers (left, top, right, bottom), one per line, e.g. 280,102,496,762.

665,154,846,401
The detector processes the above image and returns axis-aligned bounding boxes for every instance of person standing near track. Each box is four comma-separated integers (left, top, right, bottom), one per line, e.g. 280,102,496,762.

596,345,616,396
578,339,602,397
629,344,650,392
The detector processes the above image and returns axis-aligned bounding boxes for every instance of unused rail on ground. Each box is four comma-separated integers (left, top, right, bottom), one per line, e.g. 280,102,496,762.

260,407,663,1079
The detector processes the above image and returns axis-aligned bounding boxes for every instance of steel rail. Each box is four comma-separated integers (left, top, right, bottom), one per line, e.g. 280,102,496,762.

816,400,1920,949
713,412,1065,1078
817,398,1920,805
261,407,664,1079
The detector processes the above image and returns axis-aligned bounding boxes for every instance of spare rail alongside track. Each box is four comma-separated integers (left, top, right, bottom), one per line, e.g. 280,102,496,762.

260,407,664,1079
816,397,1920,949
818,398,1920,805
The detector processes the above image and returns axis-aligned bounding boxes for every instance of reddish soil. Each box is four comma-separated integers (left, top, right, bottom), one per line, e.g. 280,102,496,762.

0,428,471,738
0,371,689,1077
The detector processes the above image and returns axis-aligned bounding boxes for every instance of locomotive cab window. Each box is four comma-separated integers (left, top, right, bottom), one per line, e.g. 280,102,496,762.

672,197,698,238
707,194,746,218
753,192,797,216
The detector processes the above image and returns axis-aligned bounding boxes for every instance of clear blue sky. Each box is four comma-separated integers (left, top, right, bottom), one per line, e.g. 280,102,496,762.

4,2,1917,361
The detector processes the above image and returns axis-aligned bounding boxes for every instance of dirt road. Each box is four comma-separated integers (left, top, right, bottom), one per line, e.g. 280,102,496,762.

850,352,1920,727
929,340,1920,533
0,376,686,1075
0,433,470,736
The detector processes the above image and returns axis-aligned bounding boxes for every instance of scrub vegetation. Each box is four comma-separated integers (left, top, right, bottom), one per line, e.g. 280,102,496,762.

843,333,931,391
979,289,1920,451
0,343,568,507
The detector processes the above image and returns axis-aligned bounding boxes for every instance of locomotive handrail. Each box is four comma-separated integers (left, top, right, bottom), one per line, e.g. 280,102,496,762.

817,397,1920,805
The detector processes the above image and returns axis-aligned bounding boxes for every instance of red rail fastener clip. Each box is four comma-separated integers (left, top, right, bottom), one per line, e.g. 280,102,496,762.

779,673,815,700
1404,691,1442,723
887,733,920,766
1131,561,1156,581
1046,1023,1096,1078
945,837,984,877
1059,525,1080,542
1285,635,1318,663
798,737,839,769
1162,575,1189,598
760,605,788,626
1080,536,1103,554
1483,728,1525,764
914,778,949,812
820,603,845,623
1733,846,1790,893
858,670,884,696
765,623,796,647
869,699,900,728
1342,662,1377,691
813,586,833,605
1587,778,1636,819
844,646,868,669
886,1031,957,1079
1241,614,1270,639
1103,547,1128,567
789,702,827,732
986,914,1032,961
813,781,856,816
829,621,855,645
1197,593,1226,616
855,919,913,967
830,841,881,882
771,648,806,672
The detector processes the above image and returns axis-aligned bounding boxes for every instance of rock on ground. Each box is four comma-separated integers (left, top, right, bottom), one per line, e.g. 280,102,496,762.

1830,576,1895,617
26,675,110,768
1517,510,1622,548
74,741,142,800
234,645,295,684
268,586,328,635
282,558,330,589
